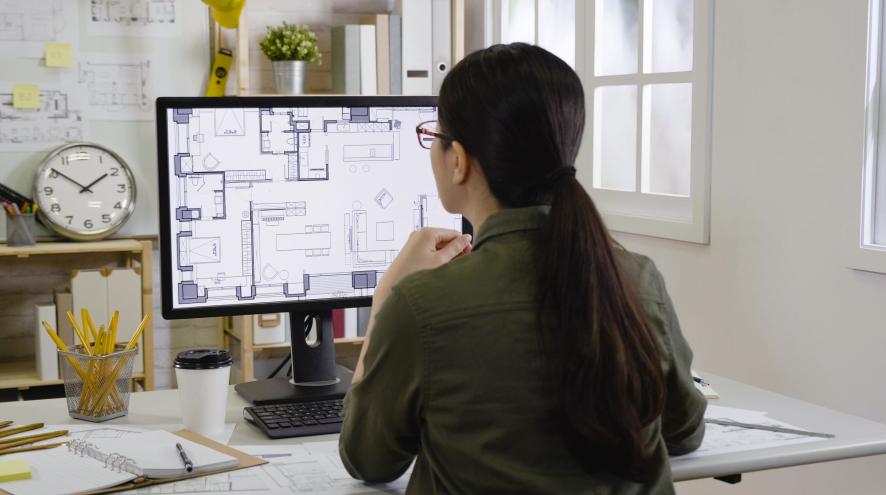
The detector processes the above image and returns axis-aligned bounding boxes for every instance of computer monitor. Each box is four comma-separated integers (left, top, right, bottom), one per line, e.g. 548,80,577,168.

156,96,465,404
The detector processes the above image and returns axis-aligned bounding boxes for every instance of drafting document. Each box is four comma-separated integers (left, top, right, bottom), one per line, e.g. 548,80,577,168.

166,105,461,310
0,83,87,151
78,53,154,120
677,405,825,459
25,423,236,445
87,0,181,38
0,0,78,57
123,442,410,495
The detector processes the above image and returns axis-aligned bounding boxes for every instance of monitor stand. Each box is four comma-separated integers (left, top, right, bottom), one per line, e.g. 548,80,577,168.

234,310,353,405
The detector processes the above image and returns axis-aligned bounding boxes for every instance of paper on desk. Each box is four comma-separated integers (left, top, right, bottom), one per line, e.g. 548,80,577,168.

677,406,825,459
119,441,411,495
26,423,236,446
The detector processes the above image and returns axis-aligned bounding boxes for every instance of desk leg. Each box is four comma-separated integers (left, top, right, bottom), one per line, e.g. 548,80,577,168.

714,474,742,484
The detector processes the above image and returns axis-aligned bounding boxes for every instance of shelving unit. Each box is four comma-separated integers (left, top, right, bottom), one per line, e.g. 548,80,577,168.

220,316,364,383
0,239,154,392
215,0,465,96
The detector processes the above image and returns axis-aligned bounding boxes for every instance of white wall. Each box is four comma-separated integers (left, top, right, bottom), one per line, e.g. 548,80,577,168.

603,1,886,493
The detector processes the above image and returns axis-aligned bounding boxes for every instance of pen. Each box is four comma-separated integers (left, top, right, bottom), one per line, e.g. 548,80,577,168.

176,442,193,472
693,376,709,387
705,418,835,439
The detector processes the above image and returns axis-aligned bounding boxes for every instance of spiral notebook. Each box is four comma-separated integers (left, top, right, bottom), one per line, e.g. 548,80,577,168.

0,430,264,495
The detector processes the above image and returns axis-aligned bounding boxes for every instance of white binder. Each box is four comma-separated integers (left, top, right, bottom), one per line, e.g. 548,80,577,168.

431,0,452,95
359,24,378,95
34,304,59,380
396,0,433,95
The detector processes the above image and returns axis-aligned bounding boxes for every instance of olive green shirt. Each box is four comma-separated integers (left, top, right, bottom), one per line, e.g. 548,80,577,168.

340,206,706,494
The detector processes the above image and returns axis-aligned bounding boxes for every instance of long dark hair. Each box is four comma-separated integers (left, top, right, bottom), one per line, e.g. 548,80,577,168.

438,43,666,481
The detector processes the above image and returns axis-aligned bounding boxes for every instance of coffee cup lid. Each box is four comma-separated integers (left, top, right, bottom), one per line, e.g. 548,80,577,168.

174,349,232,369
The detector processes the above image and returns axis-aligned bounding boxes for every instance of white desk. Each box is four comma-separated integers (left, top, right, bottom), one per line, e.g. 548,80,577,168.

3,373,886,484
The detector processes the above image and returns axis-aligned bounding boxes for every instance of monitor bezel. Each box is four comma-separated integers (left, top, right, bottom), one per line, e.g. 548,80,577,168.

157,95,468,320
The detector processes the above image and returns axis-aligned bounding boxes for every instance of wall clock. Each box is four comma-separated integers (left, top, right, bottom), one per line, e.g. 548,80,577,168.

33,143,136,241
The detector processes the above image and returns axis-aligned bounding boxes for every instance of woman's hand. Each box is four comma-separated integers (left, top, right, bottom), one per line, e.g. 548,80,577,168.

352,228,471,384
380,228,472,291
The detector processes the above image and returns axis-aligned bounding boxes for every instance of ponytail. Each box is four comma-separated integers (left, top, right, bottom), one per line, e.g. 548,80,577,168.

439,43,665,480
541,175,665,480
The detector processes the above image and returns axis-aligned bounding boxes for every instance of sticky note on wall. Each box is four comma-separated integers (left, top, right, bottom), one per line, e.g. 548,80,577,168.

12,84,40,109
45,42,72,68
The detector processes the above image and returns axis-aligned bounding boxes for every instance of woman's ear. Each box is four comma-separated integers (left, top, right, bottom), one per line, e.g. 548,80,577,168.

449,140,470,185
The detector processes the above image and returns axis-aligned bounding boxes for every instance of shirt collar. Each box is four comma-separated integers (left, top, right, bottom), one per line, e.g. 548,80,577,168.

472,206,550,250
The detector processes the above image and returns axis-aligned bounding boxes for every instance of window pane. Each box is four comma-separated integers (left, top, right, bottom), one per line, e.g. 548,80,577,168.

595,0,639,76
503,0,536,44
538,0,575,67
645,0,694,73
642,83,692,196
594,85,638,191
876,159,886,245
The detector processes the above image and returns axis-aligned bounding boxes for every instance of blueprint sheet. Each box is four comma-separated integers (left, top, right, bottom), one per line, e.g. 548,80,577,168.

124,441,410,495
680,405,824,459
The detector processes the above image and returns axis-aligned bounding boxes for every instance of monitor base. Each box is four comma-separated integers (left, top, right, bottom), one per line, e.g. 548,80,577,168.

234,364,353,405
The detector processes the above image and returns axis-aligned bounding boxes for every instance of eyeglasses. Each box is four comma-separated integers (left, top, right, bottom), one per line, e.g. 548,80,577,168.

415,120,452,150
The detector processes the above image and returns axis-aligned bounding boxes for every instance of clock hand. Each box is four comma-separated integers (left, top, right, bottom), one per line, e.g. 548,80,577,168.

51,168,94,193
79,173,109,193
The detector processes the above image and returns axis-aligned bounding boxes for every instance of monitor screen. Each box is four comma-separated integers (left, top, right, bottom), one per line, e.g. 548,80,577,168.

157,96,463,319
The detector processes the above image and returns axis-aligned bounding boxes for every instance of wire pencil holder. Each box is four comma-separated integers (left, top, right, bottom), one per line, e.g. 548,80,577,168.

59,345,137,422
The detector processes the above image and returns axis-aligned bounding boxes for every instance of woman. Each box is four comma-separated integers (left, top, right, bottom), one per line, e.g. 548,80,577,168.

339,43,706,494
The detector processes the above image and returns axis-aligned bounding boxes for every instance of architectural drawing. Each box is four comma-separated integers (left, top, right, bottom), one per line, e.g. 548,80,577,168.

168,105,461,309
78,55,153,120
0,87,85,151
88,0,179,37
0,0,77,57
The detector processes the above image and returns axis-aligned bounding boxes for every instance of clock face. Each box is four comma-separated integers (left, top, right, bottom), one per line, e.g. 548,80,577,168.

34,143,136,240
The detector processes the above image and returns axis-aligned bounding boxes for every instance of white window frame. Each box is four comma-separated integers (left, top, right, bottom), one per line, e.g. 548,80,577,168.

852,0,886,274
574,0,714,244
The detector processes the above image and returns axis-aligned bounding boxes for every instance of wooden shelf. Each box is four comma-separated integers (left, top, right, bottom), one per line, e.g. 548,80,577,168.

0,240,145,258
0,362,145,390
0,238,155,391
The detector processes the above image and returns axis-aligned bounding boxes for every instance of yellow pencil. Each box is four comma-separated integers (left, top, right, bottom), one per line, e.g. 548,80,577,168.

0,441,66,456
126,313,151,350
0,423,43,439
82,308,98,342
66,311,93,356
0,430,67,448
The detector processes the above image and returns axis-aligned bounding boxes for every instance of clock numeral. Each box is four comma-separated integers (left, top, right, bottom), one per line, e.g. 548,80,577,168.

114,201,122,209
65,215,73,225
84,219,93,229
110,167,119,176
117,184,127,193
101,214,111,224
49,170,59,179
61,155,68,165
43,186,53,196
50,203,61,213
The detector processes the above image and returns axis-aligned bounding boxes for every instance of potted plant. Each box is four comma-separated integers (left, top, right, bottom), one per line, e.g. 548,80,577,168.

259,22,321,94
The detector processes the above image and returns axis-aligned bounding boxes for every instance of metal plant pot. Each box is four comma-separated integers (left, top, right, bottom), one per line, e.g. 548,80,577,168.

273,60,308,94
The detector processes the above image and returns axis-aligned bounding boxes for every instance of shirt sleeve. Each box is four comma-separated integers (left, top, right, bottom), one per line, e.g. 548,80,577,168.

649,267,707,456
339,286,423,483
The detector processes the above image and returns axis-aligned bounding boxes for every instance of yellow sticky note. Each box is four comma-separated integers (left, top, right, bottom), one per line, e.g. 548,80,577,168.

0,459,31,482
45,42,72,68
12,84,41,110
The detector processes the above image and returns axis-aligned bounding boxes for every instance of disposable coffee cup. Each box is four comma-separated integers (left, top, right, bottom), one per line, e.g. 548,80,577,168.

174,349,232,437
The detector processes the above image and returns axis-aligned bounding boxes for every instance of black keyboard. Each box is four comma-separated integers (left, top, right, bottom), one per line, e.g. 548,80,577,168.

243,398,344,438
